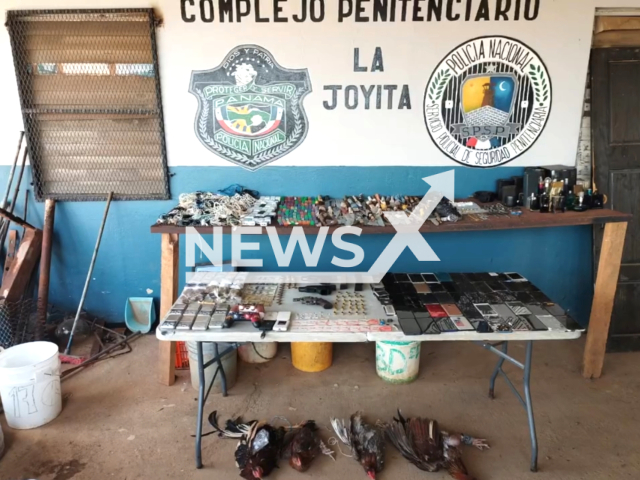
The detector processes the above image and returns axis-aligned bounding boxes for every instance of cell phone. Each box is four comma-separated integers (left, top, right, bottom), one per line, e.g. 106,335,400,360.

394,273,411,283
176,315,196,330
435,292,455,304
544,304,566,316
525,314,548,331
383,305,396,316
413,283,431,293
527,305,548,316
451,316,474,331
442,303,462,316
536,315,566,331
510,317,533,331
209,312,226,329
409,274,424,283
506,302,532,316
435,272,452,282
474,303,498,317
426,304,448,318
491,304,517,321
160,314,181,330
192,312,212,331
429,283,446,293
506,272,527,281
417,317,441,334
398,316,422,335
273,319,290,331
421,273,439,283
436,317,457,332
474,282,493,294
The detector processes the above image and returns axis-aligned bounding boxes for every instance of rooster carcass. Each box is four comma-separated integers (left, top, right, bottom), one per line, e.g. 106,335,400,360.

331,411,385,479
383,410,489,480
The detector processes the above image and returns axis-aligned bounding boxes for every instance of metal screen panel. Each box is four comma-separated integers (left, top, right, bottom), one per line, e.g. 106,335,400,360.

6,9,170,201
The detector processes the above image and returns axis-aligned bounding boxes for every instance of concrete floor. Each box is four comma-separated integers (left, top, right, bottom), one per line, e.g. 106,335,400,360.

1,336,640,480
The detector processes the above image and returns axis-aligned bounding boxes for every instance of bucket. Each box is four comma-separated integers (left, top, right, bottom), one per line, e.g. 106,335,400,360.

0,342,62,429
291,342,332,372
187,342,237,394
238,342,278,364
376,341,421,384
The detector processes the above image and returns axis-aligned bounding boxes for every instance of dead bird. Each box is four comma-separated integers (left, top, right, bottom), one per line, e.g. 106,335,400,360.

383,410,489,480
331,411,385,479
209,411,286,479
284,420,334,472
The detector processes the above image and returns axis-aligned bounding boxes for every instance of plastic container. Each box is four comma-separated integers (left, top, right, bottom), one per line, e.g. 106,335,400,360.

0,342,62,429
187,342,237,394
291,342,333,372
376,340,421,384
124,297,155,334
238,342,278,364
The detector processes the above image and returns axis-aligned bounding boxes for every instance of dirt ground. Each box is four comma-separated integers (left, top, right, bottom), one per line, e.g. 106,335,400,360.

1,336,639,480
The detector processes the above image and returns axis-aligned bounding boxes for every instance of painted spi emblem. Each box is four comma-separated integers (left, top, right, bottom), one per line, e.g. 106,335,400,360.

424,36,552,167
190,45,311,170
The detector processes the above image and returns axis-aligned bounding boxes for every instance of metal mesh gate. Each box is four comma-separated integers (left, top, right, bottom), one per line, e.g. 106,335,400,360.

6,9,170,201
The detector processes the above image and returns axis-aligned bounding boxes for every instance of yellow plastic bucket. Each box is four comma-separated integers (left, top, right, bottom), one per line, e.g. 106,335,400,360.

291,342,332,372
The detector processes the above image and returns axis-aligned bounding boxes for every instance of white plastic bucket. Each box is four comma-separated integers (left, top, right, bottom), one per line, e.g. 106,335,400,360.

187,342,238,394
376,341,421,384
238,342,278,364
0,342,62,429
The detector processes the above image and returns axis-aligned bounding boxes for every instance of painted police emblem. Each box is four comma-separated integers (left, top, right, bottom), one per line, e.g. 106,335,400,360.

190,45,311,170
424,36,551,167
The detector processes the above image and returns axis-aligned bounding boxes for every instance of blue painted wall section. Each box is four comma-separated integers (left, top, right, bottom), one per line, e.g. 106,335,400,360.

0,165,593,325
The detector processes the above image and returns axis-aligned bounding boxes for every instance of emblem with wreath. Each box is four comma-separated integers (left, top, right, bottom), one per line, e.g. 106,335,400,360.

196,88,304,166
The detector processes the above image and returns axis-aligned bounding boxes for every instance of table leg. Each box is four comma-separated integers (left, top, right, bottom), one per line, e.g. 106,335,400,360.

523,341,538,472
489,342,507,399
480,340,538,472
213,343,228,397
196,342,206,469
159,233,179,386
582,221,628,379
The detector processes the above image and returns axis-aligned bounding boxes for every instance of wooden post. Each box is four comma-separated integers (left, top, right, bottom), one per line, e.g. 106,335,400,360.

37,199,55,340
582,222,628,379
159,233,179,386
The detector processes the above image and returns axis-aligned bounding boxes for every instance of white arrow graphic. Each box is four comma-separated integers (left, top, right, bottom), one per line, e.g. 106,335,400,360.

367,169,455,275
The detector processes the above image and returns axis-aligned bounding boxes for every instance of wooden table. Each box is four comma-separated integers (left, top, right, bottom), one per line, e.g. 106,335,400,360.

150,206,631,384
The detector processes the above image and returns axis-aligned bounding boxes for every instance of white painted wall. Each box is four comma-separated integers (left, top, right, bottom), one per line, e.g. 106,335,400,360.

0,0,634,168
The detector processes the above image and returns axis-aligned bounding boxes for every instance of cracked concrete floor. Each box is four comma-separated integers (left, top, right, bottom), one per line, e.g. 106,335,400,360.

1,335,640,480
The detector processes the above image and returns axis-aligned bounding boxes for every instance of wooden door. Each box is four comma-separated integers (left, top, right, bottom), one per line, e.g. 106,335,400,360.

592,48,640,352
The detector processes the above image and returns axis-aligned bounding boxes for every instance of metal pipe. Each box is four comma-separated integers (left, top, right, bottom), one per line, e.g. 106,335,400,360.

65,192,113,354
37,199,56,341
61,331,142,379
1,131,24,209
0,147,28,248
22,189,29,236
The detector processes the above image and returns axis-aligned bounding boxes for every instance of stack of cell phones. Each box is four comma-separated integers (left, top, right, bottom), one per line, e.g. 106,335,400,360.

374,271,580,336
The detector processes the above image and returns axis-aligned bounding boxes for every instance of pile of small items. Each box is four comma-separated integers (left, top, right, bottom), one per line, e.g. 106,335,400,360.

370,272,580,335
156,190,461,228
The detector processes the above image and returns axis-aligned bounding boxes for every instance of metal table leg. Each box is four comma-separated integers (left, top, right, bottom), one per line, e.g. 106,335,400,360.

477,340,538,472
193,342,240,469
195,342,206,469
